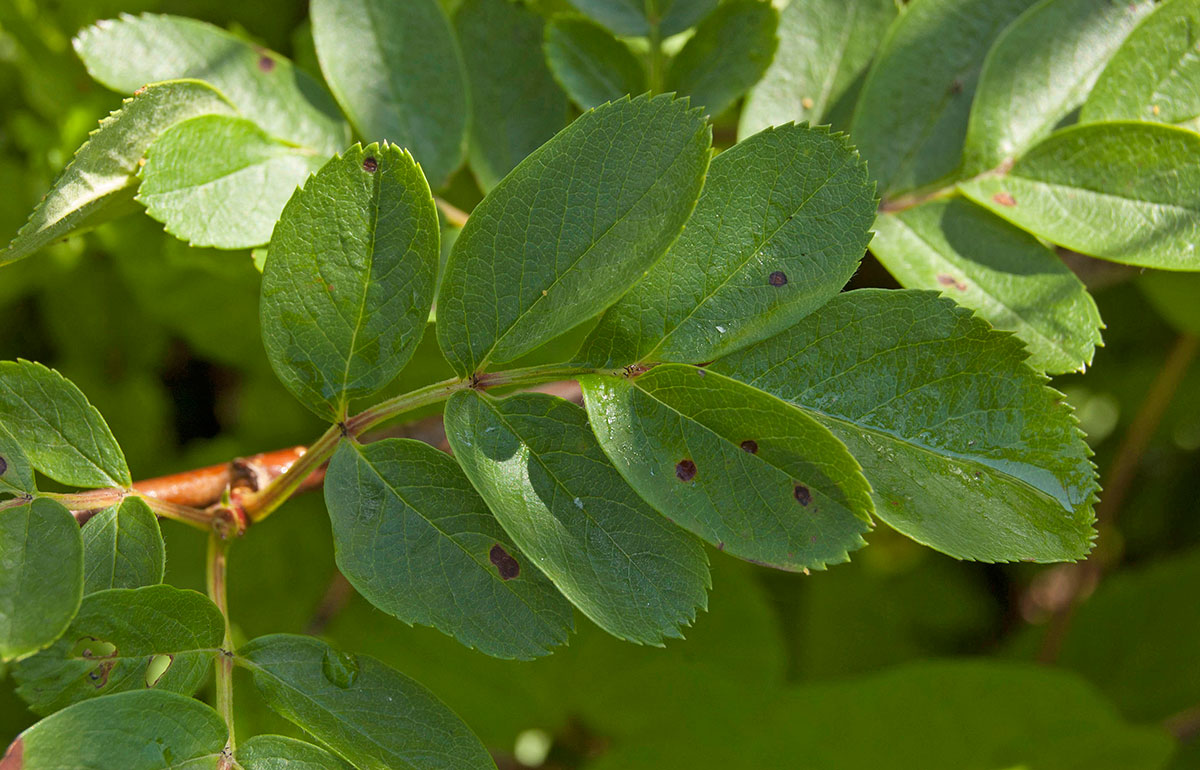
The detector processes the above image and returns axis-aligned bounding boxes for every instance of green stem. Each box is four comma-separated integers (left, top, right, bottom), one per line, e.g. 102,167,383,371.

243,423,343,524
647,24,665,94
38,488,213,531
207,532,236,757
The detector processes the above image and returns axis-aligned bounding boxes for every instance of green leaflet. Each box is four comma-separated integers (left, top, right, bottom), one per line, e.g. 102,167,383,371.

261,143,439,421
239,634,495,770
437,94,711,376
12,585,223,715
138,114,326,249
959,122,1200,270
444,390,711,644
0,690,227,768
1082,0,1200,131
712,289,1098,563
74,13,348,154
80,497,165,594
3,80,236,266
961,0,1152,175
871,198,1102,375
311,0,468,187
455,0,568,192
582,123,876,367
0,499,83,662
664,0,779,119
0,423,35,497
544,16,647,111
0,359,130,488
739,0,897,136
240,734,355,770
566,0,718,37
324,438,573,659
850,0,1037,197
581,365,874,571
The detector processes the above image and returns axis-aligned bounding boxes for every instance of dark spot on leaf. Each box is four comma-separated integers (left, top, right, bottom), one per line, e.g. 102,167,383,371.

740,440,758,454
949,78,963,95
769,271,788,287
993,192,1017,207
490,544,520,580
258,56,275,73
676,459,697,482
88,661,114,688
717,541,725,551
362,156,378,173
0,456,6,476
810,535,819,544
794,484,812,506
0,737,22,770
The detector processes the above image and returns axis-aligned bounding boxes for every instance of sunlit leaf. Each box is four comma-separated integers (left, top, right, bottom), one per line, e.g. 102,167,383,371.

80,496,165,594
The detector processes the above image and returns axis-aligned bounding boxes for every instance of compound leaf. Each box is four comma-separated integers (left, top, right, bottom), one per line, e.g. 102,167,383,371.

712,289,1098,562
240,734,355,770
240,634,495,770
3,80,236,266
311,0,467,187
12,585,223,716
80,496,165,594
544,16,647,111
437,94,711,376
581,365,874,571
324,438,573,660
582,122,875,367
261,143,439,421
444,390,710,645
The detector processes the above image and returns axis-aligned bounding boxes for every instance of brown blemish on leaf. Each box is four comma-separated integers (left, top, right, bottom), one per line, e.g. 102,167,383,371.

936,273,968,291
258,55,275,73
0,455,7,476
675,459,697,482
717,541,725,551
740,440,758,454
794,484,812,506
0,737,22,770
362,156,379,173
88,661,115,688
948,78,963,95
769,271,788,287
489,544,520,580
992,192,1017,207
801,97,814,110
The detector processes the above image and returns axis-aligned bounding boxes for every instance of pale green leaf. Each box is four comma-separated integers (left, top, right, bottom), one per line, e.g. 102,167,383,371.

240,735,355,770
1082,0,1200,132
664,0,779,118
12,585,223,715
1,690,227,769
961,0,1152,175
444,390,710,644
437,94,711,375
80,496,165,594
0,499,83,661
0,424,35,498
239,634,495,770
850,0,1037,197
74,13,348,154
959,121,1200,270
581,365,874,571
138,115,326,249
566,0,719,37
455,0,568,192
311,0,468,187
0,359,130,489
712,289,1098,562
261,143,439,421
582,123,875,367
739,0,897,136
544,16,646,111
324,438,573,659
3,80,236,266
871,198,1102,374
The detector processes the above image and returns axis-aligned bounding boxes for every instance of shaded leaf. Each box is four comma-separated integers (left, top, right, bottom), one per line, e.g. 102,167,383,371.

739,0,897,136
455,0,568,192
581,365,873,571
240,734,355,770
871,198,1102,374
324,438,573,659
311,0,468,187
582,122,875,367
445,390,710,644
960,121,1200,269
664,0,779,118
3,80,236,266
80,496,165,594
261,143,439,421
850,0,1037,197
138,114,326,249
436,94,711,375
0,499,83,662
961,0,1152,174
0,359,130,489
0,690,227,769
239,633,495,770
12,585,223,716
0,424,35,498
544,16,647,111
74,13,348,154
566,0,718,37
712,289,1098,562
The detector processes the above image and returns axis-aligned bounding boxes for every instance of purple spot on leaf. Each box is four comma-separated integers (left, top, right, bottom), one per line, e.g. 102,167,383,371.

794,484,812,506
362,156,378,173
769,271,788,287
676,459,697,482
490,544,520,580
740,440,758,454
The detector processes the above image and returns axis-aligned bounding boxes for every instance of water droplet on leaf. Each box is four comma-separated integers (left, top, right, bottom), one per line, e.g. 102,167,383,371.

321,647,360,689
